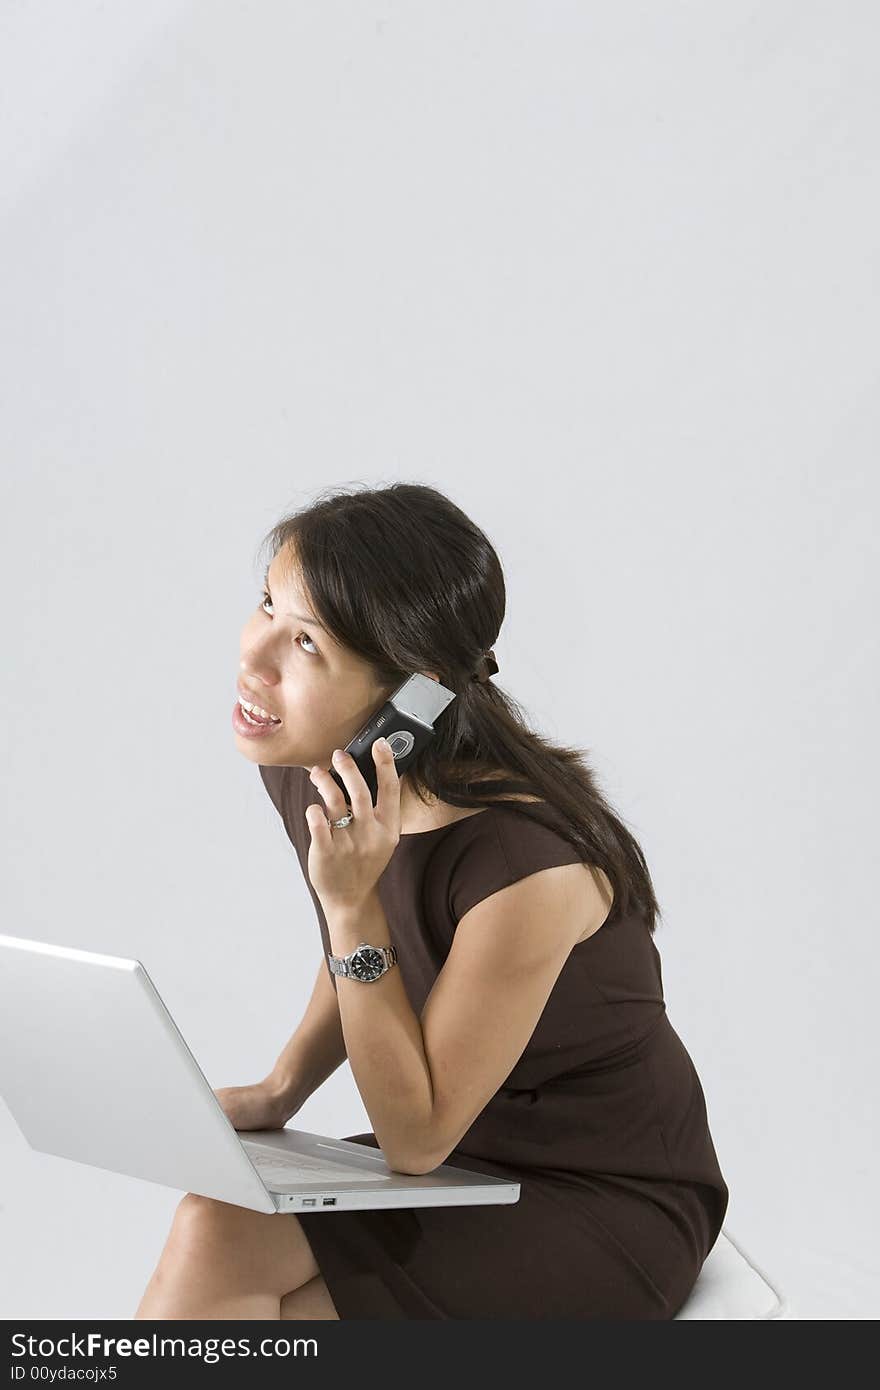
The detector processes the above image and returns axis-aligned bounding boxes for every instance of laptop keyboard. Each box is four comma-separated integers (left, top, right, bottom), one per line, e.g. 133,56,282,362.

244,1145,390,1186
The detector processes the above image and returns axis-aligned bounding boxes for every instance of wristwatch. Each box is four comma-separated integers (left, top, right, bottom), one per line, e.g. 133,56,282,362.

327,941,399,983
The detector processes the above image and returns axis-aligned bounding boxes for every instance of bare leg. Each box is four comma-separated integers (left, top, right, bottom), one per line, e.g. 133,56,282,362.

136,1264,279,1320
280,1273,340,1320
134,1194,322,1320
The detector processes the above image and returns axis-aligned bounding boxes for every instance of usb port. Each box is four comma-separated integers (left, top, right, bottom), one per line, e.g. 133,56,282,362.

302,1198,316,1206
322,1197,337,1206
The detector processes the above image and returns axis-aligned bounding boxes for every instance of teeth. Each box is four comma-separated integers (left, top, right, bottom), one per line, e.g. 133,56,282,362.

239,697,281,724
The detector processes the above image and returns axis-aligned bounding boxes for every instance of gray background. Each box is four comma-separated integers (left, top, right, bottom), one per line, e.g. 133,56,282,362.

1,2,877,1319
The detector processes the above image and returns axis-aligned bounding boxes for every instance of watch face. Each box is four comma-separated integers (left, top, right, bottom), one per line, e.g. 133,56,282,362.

350,947,384,982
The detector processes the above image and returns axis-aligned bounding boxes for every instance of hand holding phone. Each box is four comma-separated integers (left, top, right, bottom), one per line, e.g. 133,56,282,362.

327,672,456,808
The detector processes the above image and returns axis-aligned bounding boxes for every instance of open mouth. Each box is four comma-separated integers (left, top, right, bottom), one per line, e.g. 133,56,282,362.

238,699,282,727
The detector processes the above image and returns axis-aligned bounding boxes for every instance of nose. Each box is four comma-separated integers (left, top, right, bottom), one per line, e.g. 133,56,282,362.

239,657,277,693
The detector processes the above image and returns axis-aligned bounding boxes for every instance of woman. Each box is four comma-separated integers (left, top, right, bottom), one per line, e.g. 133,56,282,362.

135,481,729,1320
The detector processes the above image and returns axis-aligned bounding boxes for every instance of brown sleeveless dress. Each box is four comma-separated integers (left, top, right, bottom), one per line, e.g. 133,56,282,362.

258,762,730,1320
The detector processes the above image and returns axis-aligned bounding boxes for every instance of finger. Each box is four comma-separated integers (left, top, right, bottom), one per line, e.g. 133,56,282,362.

309,763,349,821
372,737,401,823
330,747,373,819
304,801,332,847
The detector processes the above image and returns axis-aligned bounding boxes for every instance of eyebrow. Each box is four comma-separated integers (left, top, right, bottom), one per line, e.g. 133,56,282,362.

263,570,328,633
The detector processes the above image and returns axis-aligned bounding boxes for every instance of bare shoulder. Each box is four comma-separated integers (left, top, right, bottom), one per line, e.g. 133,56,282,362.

443,766,616,946
539,860,614,946
485,778,615,947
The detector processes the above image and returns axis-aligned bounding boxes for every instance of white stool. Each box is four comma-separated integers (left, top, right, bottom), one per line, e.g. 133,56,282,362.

674,1226,794,1319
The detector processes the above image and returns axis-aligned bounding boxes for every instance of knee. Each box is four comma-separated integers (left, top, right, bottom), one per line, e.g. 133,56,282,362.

166,1193,237,1259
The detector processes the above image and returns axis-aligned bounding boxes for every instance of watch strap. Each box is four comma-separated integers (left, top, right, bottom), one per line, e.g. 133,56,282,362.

328,943,398,979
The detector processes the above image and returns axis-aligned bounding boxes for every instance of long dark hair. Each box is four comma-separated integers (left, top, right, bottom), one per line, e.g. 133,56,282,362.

257,482,663,934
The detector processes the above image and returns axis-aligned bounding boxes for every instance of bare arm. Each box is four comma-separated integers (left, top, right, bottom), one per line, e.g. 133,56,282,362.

265,958,348,1114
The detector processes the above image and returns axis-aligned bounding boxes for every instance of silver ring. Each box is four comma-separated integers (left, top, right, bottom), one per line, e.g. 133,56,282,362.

328,810,354,829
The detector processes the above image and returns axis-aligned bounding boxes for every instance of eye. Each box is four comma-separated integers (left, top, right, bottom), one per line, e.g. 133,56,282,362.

259,590,319,656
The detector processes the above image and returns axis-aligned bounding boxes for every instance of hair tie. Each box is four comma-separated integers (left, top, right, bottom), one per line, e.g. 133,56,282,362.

472,649,499,683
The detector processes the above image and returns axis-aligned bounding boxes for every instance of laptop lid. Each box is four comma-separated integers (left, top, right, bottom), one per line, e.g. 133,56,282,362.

0,934,519,1213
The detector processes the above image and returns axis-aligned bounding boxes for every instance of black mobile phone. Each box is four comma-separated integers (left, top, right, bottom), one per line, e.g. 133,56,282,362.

327,672,456,809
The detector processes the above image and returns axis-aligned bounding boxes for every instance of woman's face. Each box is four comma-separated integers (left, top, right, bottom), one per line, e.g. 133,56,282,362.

235,547,394,774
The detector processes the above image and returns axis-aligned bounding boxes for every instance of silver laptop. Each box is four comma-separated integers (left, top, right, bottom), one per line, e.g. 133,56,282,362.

0,933,519,1214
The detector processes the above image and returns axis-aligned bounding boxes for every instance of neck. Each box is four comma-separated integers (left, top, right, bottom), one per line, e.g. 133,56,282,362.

397,774,440,832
